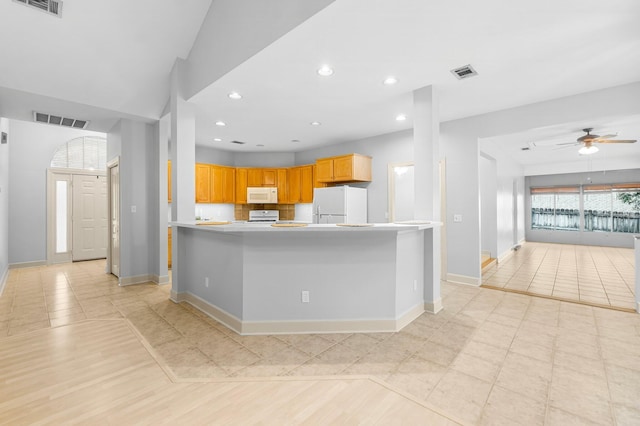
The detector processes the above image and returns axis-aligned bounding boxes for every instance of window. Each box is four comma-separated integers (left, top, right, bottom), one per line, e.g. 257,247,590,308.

531,187,579,231
50,136,106,170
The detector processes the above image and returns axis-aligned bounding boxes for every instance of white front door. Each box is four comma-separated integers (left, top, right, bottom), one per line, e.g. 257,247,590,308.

72,174,107,261
109,164,120,277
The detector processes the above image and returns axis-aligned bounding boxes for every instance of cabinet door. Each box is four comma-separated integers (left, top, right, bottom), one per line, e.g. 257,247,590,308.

195,163,211,202
210,165,223,203
167,161,172,203
223,167,235,203
316,158,333,182
263,169,277,186
300,165,314,203
332,156,354,182
235,168,248,204
247,168,263,187
277,168,288,203
288,167,301,203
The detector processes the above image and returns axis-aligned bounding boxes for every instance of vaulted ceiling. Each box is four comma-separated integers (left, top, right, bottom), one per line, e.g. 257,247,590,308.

1,0,639,168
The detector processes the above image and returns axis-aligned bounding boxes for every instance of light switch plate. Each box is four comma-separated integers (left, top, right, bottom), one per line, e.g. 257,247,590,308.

131,206,137,213
453,214,462,223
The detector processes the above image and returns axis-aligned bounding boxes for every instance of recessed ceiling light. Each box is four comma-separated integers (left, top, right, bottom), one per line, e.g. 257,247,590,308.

310,121,321,126
383,76,398,85
256,144,264,147
395,114,407,121
228,92,242,100
317,65,334,77
291,139,300,143
215,121,226,126
213,138,222,142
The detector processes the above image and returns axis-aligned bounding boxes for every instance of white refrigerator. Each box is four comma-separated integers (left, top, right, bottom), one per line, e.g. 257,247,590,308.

312,186,367,224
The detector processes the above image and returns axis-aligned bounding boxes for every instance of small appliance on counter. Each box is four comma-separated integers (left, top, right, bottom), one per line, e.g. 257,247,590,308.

312,186,367,224
248,210,280,223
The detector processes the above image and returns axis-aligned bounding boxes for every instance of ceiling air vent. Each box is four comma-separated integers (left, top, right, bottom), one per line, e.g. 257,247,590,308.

450,64,478,80
230,140,246,145
33,112,89,129
13,0,62,17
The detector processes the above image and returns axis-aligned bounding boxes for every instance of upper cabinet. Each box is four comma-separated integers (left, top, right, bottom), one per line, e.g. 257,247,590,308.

235,168,248,204
211,165,235,203
195,163,211,203
316,153,372,184
288,165,314,204
277,168,288,203
247,168,277,187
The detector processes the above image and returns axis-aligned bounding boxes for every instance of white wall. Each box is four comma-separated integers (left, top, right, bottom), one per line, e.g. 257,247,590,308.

233,152,295,167
0,118,9,287
107,119,157,280
442,81,640,281
8,120,104,265
479,154,497,258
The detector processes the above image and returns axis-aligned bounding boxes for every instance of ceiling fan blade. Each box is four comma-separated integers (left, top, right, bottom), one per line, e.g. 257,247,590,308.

578,134,599,142
593,134,617,140
555,142,580,146
594,139,637,144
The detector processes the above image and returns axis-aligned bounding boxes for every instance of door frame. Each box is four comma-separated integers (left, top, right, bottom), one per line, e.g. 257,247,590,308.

106,157,120,276
46,168,107,264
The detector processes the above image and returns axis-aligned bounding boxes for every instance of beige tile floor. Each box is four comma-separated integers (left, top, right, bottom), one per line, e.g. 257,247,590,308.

2,259,640,425
482,242,636,311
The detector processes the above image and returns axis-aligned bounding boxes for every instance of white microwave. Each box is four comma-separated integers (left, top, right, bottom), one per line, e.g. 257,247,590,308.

247,187,278,204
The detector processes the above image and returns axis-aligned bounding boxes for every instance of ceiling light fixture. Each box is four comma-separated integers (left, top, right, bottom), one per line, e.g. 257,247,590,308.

228,92,242,100
579,145,599,155
395,114,407,121
291,139,300,143
383,76,398,85
310,121,321,126
215,121,226,126
213,138,222,142
317,65,334,77
256,144,265,147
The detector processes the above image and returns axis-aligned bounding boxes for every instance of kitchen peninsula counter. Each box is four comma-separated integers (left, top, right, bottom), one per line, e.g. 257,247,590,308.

170,221,442,335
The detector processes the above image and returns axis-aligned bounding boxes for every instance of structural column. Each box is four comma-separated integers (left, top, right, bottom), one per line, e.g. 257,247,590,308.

413,85,442,313
169,59,196,300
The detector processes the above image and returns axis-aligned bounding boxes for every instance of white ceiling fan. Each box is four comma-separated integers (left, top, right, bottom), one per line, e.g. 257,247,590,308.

554,128,637,155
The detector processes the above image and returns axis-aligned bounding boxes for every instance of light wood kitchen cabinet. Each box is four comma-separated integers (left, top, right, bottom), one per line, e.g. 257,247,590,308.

315,153,371,183
195,163,211,203
248,168,277,187
168,161,172,203
235,168,248,204
168,227,172,268
288,165,314,203
277,168,288,203
211,165,235,203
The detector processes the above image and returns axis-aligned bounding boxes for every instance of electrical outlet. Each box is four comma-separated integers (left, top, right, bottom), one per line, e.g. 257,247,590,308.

413,280,417,291
453,214,462,223
205,277,209,288
301,290,310,303
131,205,137,213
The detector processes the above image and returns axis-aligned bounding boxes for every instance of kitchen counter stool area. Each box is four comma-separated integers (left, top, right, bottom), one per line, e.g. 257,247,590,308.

170,223,442,335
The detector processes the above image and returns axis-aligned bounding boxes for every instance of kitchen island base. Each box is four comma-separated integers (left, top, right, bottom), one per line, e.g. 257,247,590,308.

170,223,442,335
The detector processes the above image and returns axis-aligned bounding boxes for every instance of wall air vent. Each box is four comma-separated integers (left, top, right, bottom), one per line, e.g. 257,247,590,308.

230,140,246,145
13,0,63,17
33,112,89,129
521,147,530,151
1,132,7,144
450,64,478,80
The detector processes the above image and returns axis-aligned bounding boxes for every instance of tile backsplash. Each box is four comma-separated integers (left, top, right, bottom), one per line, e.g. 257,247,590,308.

234,204,295,221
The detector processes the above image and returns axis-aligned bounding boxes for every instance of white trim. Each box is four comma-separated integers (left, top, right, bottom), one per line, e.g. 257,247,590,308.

151,274,170,285
445,273,481,286
106,157,120,277
118,274,153,286
424,298,443,314
9,260,47,269
498,249,514,264
387,161,414,223
175,291,427,335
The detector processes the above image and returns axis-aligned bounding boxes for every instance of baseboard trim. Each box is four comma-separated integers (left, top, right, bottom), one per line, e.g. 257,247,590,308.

119,274,153,286
175,291,425,335
498,249,514,264
151,274,170,285
424,298,443,314
9,260,46,269
445,273,480,287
